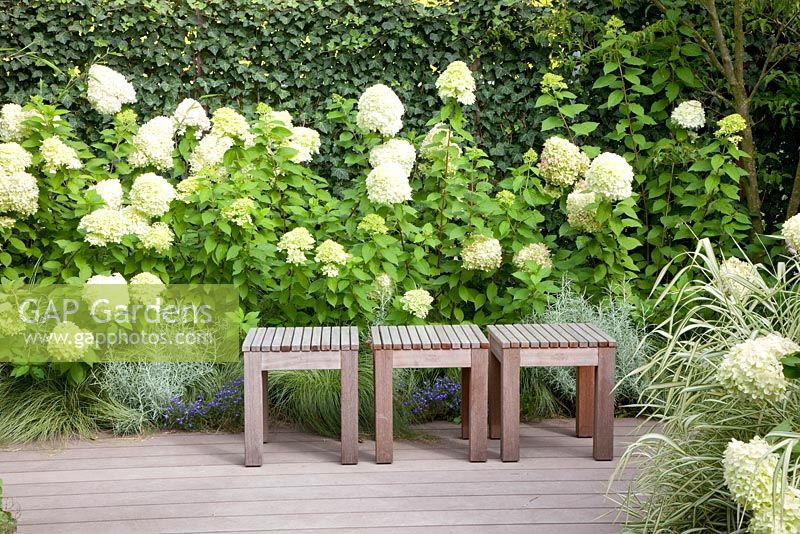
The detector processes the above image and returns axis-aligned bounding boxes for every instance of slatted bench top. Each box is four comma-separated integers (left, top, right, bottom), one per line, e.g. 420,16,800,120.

487,323,616,349
370,325,489,350
242,326,359,352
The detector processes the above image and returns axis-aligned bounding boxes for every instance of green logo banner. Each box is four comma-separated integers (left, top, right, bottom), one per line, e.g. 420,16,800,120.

0,284,240,363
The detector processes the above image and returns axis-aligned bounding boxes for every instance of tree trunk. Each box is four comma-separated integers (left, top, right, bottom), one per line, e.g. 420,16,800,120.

736,105,764,234
787,147,800,218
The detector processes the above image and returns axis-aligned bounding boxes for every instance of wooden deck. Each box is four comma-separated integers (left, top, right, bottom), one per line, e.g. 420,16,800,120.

0,419,642,533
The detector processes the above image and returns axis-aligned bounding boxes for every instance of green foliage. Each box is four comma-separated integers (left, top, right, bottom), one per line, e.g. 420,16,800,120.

0,479,14,534
616,240,800,532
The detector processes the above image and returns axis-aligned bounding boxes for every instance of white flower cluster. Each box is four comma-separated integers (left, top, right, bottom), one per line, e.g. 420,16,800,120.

566,184,601,233
671,100,706,130
129,173,176,217
84,272,129,314
436,60,477,105
420,123,460,159
286,126,320,163
369,139,416,175
277,227,315,264
0,103,39,141
129,272,165,304
723,436,779,510
0,142,32,172
461,235,502,272
40,136,81,172
314,239,350,277
782,214,800,255
356,84,404,136
138,222,174,253
400,289,434,319
370,273,394,304
189,133,234,174
366,163,413,205
0,171,39,217
0,216,15,229
221,198,256,227
91,179,123,210
47,321,89,361
718,333,800,403
172,98,210,137
78,208,133,246
749,487,800,534
715,113,747,144
86,65,137,115
261,108,293,128
211,107,254,146
538,136,590,188
584,152,634,201
513,243,552,271
129,116,176,170
719,257,762,300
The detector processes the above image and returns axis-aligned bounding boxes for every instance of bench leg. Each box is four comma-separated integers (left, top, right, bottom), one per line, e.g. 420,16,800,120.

374,349,393,464
244,352,263,467
268,371,269,443
340,350,359,465
575,366,594,438
500,348,520,462
593,347,616,461
460,368,470,440
488,351,501,440
468,349,488,462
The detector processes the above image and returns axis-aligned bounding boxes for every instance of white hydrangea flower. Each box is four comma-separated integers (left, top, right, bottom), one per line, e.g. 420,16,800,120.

670,100,706,130
175,175,205,201
356,84,404,136
566,184,601,233
0,103,39,141
78,208,131,246
585,152,634,201
277,227,315,265
436,60,476,105
47,321,90,362
0,171,39,216
400,289,434,319
221,198,256,226
366,163,412,205
749,487,800,534
40,136,81,172
723,436,780,510
314,239,350,277
370,273,395,303
90,179,123,210
210,107,254,146
538,136,590,187
138,222,174,253
189,133,234,174
0,216,15,229
172,98,210,137
129,116,175,170
86,65,137,115
122,206,151,236
286,126,320,163
420,123,461,159
782,214,800,255
369,139,416,176
261,108,293,128
719,257,762,300
129,173,176,217
461,235,502,272
718,334,800,403
513,243,553,271
129,272,165,304
0,142,32,172
84,273,129,312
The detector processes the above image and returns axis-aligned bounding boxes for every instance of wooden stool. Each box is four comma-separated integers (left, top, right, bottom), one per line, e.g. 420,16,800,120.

371,325,489,463
487,323,616,462
242,326,359,467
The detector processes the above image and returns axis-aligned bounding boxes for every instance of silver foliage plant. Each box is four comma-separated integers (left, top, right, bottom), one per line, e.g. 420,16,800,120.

96,362,212,434
527,278,650,406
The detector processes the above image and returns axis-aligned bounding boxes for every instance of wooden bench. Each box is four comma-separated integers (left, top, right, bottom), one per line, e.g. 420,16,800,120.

371,324,489,463
242,326,359,467
487,323,616,461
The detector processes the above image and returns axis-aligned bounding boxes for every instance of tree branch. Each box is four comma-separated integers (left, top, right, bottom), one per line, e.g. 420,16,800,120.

701,0,739,88
733,0,744,85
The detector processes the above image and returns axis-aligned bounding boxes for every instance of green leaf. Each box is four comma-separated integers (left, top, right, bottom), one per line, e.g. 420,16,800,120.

540,116,562,132
607,90,624,108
